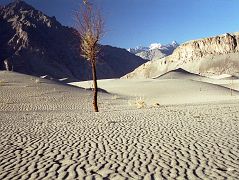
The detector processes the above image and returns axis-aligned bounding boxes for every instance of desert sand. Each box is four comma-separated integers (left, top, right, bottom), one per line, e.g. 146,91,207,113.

1,71,239,179
71,69,239,106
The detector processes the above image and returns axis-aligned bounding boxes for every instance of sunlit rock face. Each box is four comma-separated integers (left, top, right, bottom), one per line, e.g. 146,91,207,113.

123,33,239,79
172,33,239,61
0,1,147,80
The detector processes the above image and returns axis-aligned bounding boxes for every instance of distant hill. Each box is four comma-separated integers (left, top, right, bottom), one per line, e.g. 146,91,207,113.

123,33,239,79
0,1,147,81
128,41,179,61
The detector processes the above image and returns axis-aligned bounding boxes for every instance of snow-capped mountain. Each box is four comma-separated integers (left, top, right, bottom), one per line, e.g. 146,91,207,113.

128,41,179,61
127,46,149,54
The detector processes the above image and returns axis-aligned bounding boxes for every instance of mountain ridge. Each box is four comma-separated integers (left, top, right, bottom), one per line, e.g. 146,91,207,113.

0,0,147,81
123,32,239,79
128,41,179,61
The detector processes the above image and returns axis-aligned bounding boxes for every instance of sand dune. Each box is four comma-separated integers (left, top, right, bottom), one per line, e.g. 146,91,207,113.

1,71,239,179
71,71,239,105
154,68,202,80
156,68,239,92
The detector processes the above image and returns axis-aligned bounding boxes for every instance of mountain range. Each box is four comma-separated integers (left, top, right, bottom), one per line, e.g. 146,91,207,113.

124,32,239,79
128,41,179,61
0,1,147,81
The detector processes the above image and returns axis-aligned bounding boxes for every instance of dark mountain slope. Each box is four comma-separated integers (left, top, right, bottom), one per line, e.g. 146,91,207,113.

0,1,147,80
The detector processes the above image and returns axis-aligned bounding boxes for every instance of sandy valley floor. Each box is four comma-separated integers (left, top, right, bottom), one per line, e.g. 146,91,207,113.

0,71,239,179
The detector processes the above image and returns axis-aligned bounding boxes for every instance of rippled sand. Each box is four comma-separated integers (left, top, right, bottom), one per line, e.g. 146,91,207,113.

0,71,239,179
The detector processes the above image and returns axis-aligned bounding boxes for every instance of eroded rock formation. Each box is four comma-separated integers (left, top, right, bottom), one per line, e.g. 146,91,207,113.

124,33,239,79
172,33,238,62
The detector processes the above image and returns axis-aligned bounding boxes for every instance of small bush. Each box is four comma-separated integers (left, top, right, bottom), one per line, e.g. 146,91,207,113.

0,80,7,86
136,97,146,109
35,79,41,83
128,97,146,109
112,95,120,100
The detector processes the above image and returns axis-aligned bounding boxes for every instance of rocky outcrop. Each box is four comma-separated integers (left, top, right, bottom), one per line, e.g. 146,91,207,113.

0,1,147,81
172,33,239,62
123,33,239,79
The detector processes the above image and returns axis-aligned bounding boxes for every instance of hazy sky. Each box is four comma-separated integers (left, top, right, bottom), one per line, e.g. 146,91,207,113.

1,0,239,48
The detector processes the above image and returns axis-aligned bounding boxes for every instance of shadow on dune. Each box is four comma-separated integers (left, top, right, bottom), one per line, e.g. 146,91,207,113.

154,68,202,80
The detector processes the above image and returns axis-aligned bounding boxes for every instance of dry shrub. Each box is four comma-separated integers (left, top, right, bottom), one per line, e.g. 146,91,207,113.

35,79,41,83
112,95,120,100
128,97,146,109
0,80,7,86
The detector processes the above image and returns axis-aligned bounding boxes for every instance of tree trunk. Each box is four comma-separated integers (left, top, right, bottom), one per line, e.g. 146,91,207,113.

91,60,99,112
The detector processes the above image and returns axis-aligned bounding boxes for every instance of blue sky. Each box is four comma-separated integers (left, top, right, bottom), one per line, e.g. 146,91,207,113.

1,0,239,48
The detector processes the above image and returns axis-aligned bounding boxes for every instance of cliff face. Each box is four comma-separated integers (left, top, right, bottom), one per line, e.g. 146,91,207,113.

124,33,239,79
172,33,239,61
0,1,82,80
0,1,147,81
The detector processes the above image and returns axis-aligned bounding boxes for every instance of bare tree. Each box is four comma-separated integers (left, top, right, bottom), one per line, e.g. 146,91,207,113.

75,0,104,112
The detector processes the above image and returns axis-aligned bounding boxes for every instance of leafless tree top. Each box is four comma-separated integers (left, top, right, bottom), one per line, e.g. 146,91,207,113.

75,1,104,62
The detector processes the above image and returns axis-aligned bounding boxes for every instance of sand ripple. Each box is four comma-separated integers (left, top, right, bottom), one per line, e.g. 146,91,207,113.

0,105,239,179
0,72,239,179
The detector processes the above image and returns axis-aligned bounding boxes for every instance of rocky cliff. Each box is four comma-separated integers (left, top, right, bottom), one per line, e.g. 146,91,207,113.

123,33,239,79
172,33,238,62
0,1,147,81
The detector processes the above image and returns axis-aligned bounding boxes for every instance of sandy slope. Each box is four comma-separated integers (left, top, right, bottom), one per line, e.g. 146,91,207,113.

71,73,239,106
1,71,239,179
156,69,239,91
